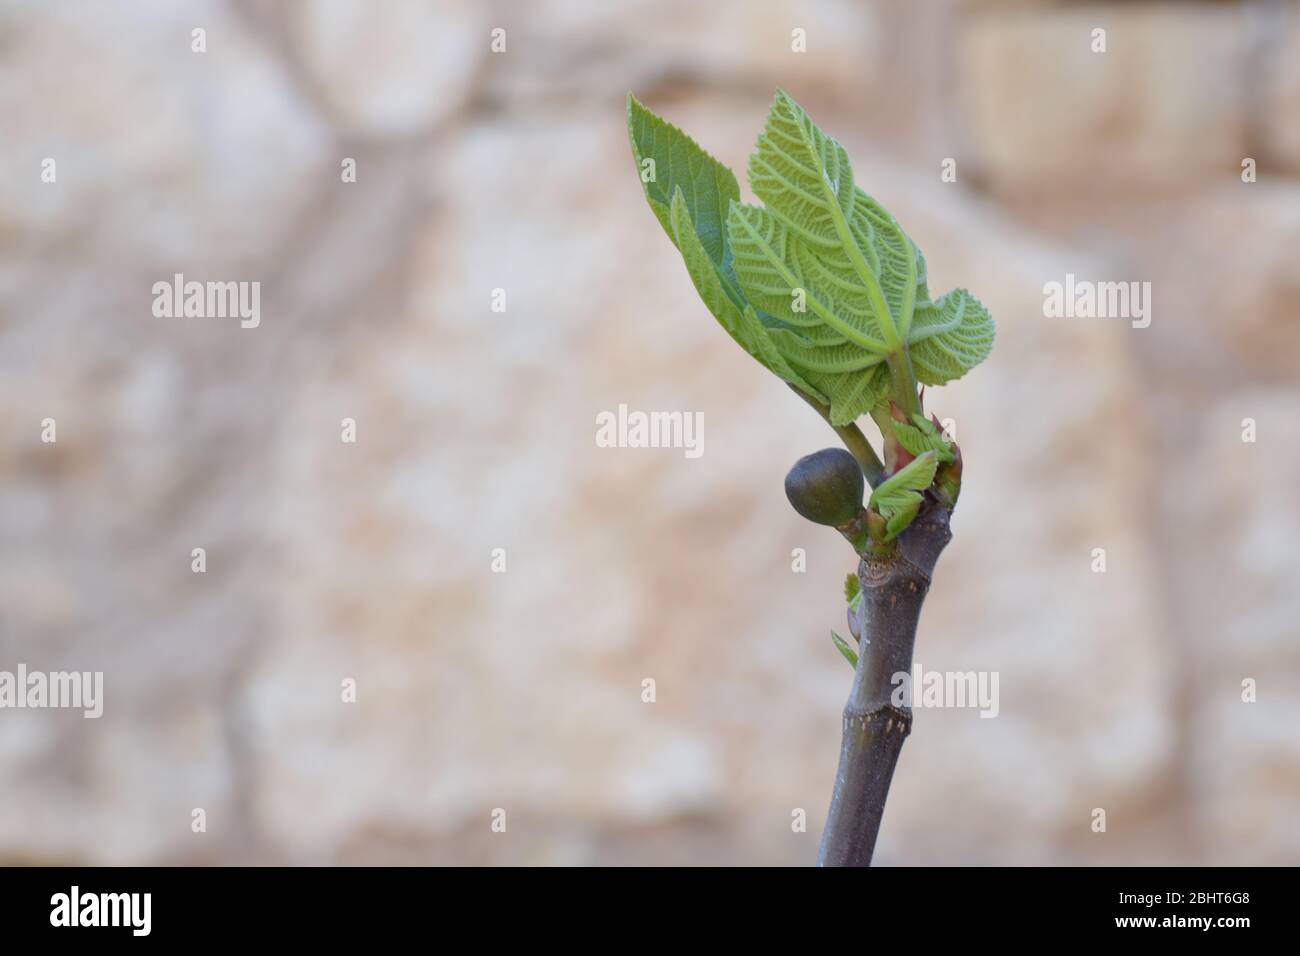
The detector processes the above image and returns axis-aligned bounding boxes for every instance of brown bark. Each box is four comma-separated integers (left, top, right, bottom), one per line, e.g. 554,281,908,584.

818,502,953,866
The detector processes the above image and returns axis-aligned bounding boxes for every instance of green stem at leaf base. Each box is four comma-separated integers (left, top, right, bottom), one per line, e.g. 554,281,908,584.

791,386,885,488
885,349,922,420
869,404,896,446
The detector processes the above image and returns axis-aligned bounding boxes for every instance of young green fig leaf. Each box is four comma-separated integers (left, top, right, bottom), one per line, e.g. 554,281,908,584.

868,450,939,542
785,448,865,527
724,90,994,422
831,631,858,669
626,93,737,261
884,494,922,541
907,290,995,387
891,413,954,464
631,89,994,431
628,94,823,399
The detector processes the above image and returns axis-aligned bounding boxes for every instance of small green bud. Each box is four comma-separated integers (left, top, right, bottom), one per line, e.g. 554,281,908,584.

784,448,864,527
935,442,963,508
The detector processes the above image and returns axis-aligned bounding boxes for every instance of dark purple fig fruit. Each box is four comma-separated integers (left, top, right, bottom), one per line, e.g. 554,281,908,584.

784,448,864,528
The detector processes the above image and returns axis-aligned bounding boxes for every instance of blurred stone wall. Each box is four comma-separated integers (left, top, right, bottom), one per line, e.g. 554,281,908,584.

0,0,1296,864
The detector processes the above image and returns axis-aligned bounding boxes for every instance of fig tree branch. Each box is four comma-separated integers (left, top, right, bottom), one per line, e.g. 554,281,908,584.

818,501,952,866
